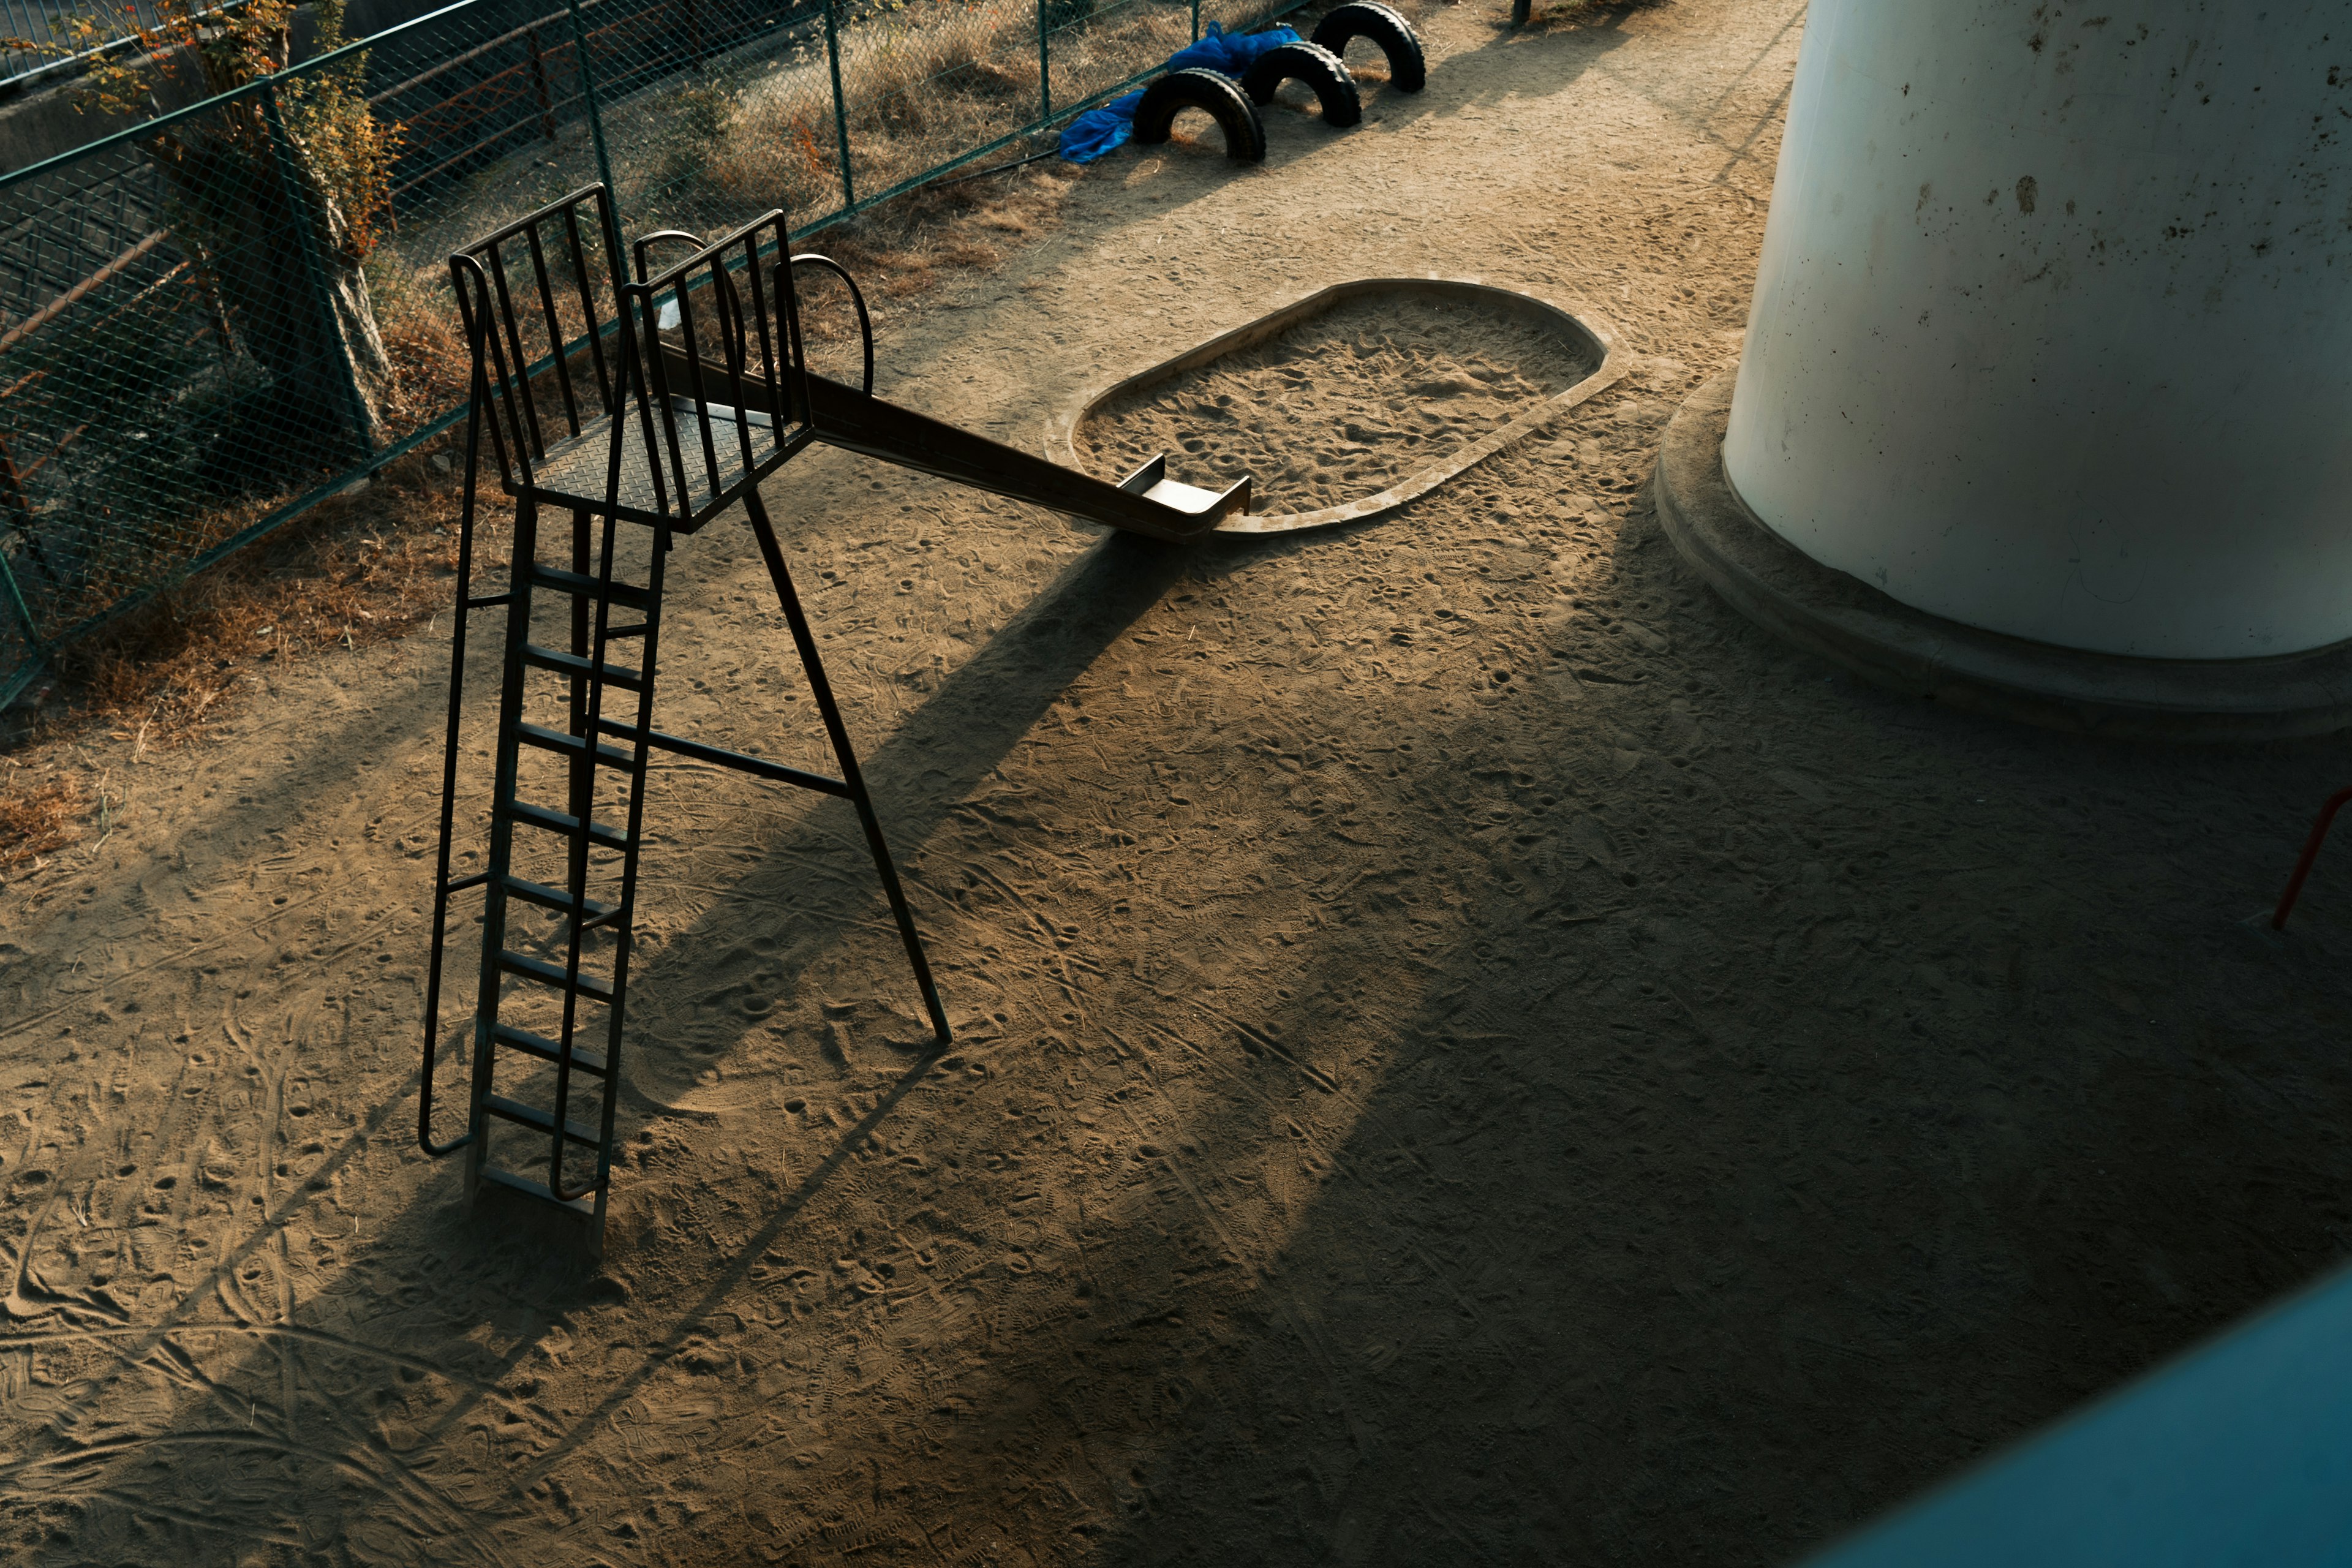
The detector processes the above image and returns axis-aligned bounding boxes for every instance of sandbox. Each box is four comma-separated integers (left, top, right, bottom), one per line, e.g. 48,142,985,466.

1051,276,1621,534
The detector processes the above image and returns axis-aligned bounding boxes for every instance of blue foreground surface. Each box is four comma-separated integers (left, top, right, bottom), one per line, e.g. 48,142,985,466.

1801,1262,2352,1566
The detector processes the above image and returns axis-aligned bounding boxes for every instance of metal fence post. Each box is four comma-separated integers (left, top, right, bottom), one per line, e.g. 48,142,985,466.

0,546,45,666
823,0,854,212
567,0,620,210
1035,0,1051,121
0,435,51,695
525,23,559,141
258,80,377,458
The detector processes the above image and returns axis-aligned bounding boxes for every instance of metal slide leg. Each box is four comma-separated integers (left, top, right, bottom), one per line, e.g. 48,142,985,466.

742,487,952,1047
2274,785,2352,930
567,508,595,865
466,495,545,1196
421,394,503,1161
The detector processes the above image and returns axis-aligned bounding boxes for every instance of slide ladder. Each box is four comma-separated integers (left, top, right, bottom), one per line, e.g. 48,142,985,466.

423,197,1249,1250
421,194,952,1251
449,502,666,1229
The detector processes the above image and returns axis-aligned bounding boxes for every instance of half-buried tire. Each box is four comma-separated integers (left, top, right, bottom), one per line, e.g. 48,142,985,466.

1238,41,1362,129
1131,67,1268,162
1310,1,1426,93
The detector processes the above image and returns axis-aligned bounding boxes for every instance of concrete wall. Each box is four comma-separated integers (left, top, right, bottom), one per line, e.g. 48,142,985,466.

1723,0,2352,661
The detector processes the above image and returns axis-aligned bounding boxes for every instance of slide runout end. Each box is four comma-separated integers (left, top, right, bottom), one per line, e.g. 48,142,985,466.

1145,473,1252,521
793,366,1255,539
1123,453,1251,526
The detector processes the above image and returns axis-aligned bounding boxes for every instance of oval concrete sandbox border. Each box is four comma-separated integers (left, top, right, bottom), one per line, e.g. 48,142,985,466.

1044,276,1624,537
1654,369,2352,742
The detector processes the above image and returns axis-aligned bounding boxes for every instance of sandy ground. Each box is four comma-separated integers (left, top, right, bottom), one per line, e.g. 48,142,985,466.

9,1,2352,1564
1077,290,1600,513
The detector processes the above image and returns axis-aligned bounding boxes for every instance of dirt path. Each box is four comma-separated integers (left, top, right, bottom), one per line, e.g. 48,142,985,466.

8,2,2352,1564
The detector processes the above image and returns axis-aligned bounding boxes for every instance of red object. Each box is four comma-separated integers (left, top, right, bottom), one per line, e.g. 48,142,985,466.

2274,786,2352,929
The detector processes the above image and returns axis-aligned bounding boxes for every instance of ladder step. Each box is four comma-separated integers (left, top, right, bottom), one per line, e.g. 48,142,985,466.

504,799,631,851
493,1022,608,1077
500,872,616,921
522,643,644,690
518,721,636,769
482,1093,604,1148
498,948,616,1001
530,565,652,609
479,1164,598,1217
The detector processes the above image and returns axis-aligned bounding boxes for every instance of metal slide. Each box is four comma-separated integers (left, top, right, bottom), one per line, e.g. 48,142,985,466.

659,344,1252,543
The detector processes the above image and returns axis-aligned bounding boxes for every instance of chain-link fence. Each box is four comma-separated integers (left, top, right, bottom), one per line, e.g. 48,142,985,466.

2,0,225,88
0,0,1308,704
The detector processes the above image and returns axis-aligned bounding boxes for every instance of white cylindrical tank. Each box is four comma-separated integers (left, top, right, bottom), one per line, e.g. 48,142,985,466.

1723,1,2352,661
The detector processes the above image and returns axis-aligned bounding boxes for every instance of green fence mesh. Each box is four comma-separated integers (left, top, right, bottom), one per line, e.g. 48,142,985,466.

0,0,1309,706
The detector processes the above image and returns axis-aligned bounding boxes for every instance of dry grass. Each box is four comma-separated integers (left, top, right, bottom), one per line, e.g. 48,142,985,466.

701,0,1184,232
0,771,88,870
769,156,1086,360
9,446,469,758
377,303,473,431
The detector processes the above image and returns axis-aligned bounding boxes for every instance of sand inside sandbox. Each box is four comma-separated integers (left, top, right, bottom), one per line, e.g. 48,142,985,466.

1074,290,1600,515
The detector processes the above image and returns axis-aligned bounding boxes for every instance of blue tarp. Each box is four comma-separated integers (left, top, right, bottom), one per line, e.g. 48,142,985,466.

1057,23,1300,163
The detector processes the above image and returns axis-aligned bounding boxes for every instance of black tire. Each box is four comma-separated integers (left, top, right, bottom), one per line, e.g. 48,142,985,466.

1238,40,1362,129
1131,67,1269,162
1310,1,1426,93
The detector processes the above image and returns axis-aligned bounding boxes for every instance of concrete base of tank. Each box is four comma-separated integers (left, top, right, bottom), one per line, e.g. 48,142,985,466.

1654,371,2352,744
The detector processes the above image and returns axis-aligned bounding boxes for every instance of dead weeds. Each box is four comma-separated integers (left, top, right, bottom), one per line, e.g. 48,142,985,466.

0,770,88,870
788,157,1084,359
0,445,474,880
